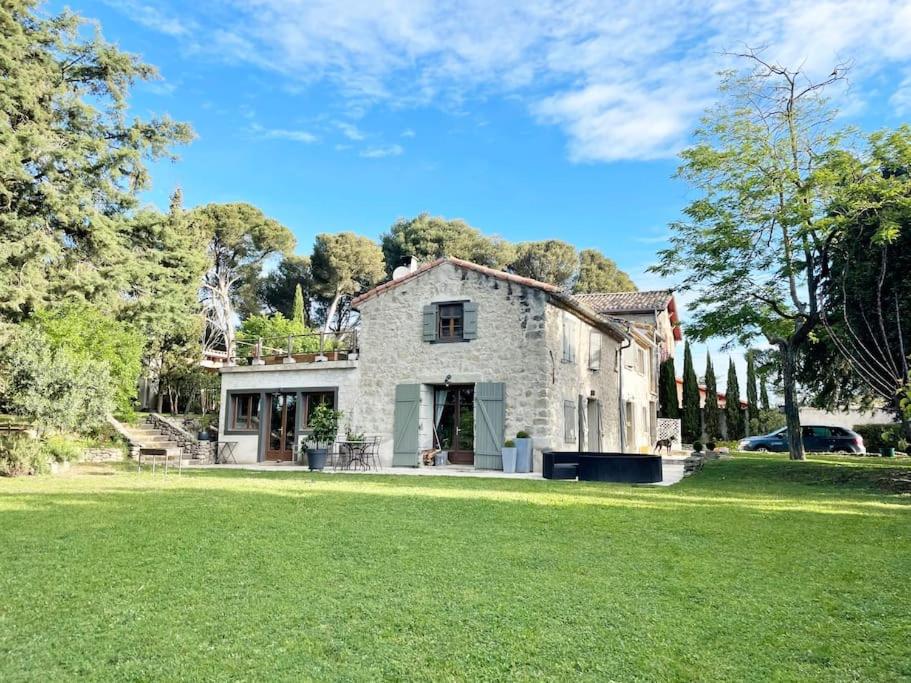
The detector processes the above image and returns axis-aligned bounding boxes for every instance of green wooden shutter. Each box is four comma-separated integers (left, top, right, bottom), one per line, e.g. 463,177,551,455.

422,305,437,342
463,302,479,340
474,382,505,469
392,384,421,466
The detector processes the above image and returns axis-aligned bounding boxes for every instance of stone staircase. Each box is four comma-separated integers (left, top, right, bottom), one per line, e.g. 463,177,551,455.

118,415,216,468
120,419,184,465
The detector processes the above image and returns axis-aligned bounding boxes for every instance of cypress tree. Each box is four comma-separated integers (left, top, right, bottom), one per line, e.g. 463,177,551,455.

760,377,770,411
703,351,720,441
681,342,701,443
658,357,680,419
725,358,744,439
292,283,305,328
746,350,759,435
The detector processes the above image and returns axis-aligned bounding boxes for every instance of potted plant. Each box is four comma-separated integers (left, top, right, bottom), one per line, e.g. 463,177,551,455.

307,402,342,471
881,429,896,458
692,440,703,454
502,439,518,473
515,430,533,472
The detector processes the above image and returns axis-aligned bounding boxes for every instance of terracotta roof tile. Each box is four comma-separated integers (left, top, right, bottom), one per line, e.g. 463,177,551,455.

574,291,673,313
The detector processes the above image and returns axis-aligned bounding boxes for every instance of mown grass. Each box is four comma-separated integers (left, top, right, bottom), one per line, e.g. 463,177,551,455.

1,454,909,681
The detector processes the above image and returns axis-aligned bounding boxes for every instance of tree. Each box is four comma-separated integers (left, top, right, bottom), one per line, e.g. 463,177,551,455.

292,284,306,327
236,313,319,355
802,128,911,438
311,232,385,332
256,255,312,322
381,213,513,273
0,2,192,322
681,341,701,443
653,51,849,460
0,323,115,435
703,351,720,441
33,305,143,417
189,203,295,360
509,240,578,288
725,358,744,440
658,358,680,419
746,350,759,435
573,249,637,293
760,377,771,411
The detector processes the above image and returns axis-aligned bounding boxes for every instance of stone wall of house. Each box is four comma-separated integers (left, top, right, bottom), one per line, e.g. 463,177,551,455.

217,362,360,463
356,262,553,467
542,305,623,466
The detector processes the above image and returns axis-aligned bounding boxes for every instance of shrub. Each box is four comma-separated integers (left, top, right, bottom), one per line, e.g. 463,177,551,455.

504,439,515,447
853,424,902,454
692,441,703,453
0,434,49,477
516,431,530,439
44,434,86,463
706,441,716,451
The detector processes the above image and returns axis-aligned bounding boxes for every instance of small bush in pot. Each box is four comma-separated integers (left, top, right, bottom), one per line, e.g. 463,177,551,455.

514,430,533,472
502,439,518,473
307,402,342,470
692,441,703,453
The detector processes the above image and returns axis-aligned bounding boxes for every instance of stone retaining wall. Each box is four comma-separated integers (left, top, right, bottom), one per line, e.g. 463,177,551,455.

149,413,215,463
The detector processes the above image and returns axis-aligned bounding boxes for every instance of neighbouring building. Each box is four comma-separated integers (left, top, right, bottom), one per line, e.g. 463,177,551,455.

216,257,665,470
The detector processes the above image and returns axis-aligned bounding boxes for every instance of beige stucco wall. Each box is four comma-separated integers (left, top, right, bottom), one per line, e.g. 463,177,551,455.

217,361,360,463
356,262,554,467
620,337,659,453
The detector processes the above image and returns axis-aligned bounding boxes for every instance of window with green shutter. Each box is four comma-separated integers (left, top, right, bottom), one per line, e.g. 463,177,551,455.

422,301,478,343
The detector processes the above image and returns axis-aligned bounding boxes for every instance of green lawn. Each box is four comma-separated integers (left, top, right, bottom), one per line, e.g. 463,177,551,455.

1,455,910,681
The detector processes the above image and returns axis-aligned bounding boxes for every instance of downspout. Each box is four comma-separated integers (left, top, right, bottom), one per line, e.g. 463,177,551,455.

617,327,632,453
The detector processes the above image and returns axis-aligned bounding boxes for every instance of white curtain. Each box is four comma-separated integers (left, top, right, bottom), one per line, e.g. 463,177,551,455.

434,389,449,446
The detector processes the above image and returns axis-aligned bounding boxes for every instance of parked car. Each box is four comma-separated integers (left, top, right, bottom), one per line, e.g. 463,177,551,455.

738,426,866,454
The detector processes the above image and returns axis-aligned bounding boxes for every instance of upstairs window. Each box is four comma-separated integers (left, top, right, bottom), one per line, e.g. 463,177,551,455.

562,314,577,362
422,302,478,342
438,303,464,341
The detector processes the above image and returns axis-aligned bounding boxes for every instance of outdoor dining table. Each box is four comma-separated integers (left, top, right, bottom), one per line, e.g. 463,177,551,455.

335,439,377,471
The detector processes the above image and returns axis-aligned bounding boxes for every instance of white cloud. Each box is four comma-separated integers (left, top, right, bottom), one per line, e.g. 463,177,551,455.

359,144,404,158
336,121,366,140
401,128,416,138
113,0,911,162
250,123,318,144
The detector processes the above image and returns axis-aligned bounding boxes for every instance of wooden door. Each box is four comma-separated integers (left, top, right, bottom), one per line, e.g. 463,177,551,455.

434,386,474,464
265,393,297,461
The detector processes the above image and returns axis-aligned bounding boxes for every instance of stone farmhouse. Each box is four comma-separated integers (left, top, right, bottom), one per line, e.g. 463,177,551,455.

216,257,682,471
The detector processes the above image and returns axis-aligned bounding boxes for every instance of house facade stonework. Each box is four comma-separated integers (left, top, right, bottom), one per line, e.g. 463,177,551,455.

216,258,662,471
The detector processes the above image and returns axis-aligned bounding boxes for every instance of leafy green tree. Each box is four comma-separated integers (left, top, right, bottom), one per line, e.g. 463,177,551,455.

658,358,679,419
236,313,319,354
0,323,115,435
256,255,312,322
681,342,701,442
292,284,306,327
653,52,848,459
0,1,192,322
381,213,513,273
509,240,578,288
573,249,637,293
703,352,720,441
746,350,759,435
725,358,744,440
33,305,142,416
311,232,385,332
189,203,295,359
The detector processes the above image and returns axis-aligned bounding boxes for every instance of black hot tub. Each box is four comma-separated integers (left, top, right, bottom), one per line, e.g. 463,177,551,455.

543,451,663,483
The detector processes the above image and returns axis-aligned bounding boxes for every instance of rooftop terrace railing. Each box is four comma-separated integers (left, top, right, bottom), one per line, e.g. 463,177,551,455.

232,329,358,366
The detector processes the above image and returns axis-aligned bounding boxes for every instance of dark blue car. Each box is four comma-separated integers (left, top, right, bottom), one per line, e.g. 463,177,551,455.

738,426,866,454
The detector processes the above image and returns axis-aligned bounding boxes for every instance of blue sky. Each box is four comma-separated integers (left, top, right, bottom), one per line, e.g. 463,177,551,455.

56,0,911,389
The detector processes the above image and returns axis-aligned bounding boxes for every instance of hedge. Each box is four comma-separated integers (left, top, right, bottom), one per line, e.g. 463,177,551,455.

852,423,902,454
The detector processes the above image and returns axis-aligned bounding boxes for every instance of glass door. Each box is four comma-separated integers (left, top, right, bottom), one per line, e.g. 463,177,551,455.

265,393,297,461
433,386,474,465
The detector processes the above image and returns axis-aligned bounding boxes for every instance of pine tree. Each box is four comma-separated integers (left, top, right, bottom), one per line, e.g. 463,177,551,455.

658,358,679,419
292,284,305,327
703,351,720,441
681,342,701,443
725,358,744,439
746,350,759,435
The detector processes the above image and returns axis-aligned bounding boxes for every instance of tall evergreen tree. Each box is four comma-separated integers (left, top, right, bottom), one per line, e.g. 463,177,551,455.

703,351,720,441
681,342,701,442
292,284,305,327
746,350,759,435
725,358,744,439
760,377,770,411
658,358,679,419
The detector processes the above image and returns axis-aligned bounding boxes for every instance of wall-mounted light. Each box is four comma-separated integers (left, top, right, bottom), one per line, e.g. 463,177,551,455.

444,374,452,387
